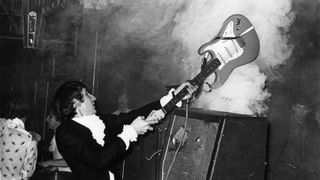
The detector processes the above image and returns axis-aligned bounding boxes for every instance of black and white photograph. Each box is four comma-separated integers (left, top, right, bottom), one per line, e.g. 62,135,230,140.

0,0,319,180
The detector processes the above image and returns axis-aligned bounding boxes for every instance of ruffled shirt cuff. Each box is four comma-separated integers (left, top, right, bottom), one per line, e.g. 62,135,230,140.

160,88,182,107
117,125,138,150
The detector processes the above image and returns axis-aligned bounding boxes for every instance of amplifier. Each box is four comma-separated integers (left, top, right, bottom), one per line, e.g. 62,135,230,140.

124,108,268,180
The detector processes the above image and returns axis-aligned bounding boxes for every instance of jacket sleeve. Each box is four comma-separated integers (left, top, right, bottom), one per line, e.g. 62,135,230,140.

56,124,127,170
101,100,162,134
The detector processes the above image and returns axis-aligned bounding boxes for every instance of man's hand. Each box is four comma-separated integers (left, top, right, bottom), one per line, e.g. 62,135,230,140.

130,116,159,135
30,131,41,142
38,162,57,173
146,110,165,122
38,160,53,168
174,82,198,100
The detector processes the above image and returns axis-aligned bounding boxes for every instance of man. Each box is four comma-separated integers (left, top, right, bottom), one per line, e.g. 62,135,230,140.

113,93,131,115
112,93,131,179
277,99,313,179
0,97,38,180
53,81,196,180
38,110,72,179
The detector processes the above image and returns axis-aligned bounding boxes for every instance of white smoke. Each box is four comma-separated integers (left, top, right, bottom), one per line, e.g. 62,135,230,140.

82,0,295,116
171,0,295,116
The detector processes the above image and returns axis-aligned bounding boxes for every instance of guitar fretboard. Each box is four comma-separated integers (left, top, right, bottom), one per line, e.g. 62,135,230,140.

162,58,221,113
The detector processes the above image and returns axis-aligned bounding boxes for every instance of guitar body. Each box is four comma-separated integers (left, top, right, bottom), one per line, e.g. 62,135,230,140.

198,14,260,89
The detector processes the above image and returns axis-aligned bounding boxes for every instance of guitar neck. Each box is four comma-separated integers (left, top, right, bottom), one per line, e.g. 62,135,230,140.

162,58,221,113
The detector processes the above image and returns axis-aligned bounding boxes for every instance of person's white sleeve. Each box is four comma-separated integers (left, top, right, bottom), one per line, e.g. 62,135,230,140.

22,140,38,179
160,88,182,107
117,125,138,150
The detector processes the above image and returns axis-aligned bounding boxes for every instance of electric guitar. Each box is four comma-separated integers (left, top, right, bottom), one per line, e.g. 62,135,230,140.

155,14,260,117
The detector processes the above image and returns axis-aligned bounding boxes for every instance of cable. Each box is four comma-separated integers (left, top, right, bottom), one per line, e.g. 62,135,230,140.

165,100,189,180
146,149,162,160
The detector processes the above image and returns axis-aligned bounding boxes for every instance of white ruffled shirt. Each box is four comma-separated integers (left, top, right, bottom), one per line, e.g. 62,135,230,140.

71,115,138,149
71,89,180,148
72,115,106,146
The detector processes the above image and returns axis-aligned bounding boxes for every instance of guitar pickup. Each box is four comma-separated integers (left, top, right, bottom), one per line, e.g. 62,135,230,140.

236,36,246,48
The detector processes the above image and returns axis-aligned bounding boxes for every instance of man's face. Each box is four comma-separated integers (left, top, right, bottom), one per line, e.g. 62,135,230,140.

118,94,128,108
46,114,60,130
75,88,97,117
292,103,312,124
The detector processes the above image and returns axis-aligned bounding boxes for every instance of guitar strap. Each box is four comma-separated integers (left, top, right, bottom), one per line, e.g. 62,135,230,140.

214,26,254,40
240,26,254,36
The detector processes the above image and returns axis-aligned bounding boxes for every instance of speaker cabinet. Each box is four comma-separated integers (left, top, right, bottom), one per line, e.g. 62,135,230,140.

123,108,268,180
160,109,268,180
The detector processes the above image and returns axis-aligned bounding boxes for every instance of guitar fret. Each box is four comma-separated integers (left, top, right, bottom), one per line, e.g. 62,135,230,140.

198,72,206,81
202,70,207,77
195,73,205,84
193,74,200,84
202,72,208,80
193,76,200,85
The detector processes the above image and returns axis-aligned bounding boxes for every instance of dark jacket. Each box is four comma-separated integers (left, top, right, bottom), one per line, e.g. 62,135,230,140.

56,100,162,180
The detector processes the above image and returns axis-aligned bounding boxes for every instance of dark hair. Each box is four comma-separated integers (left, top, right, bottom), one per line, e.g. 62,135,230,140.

52,81,88,123
47,109,60,122
4,96,30,119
